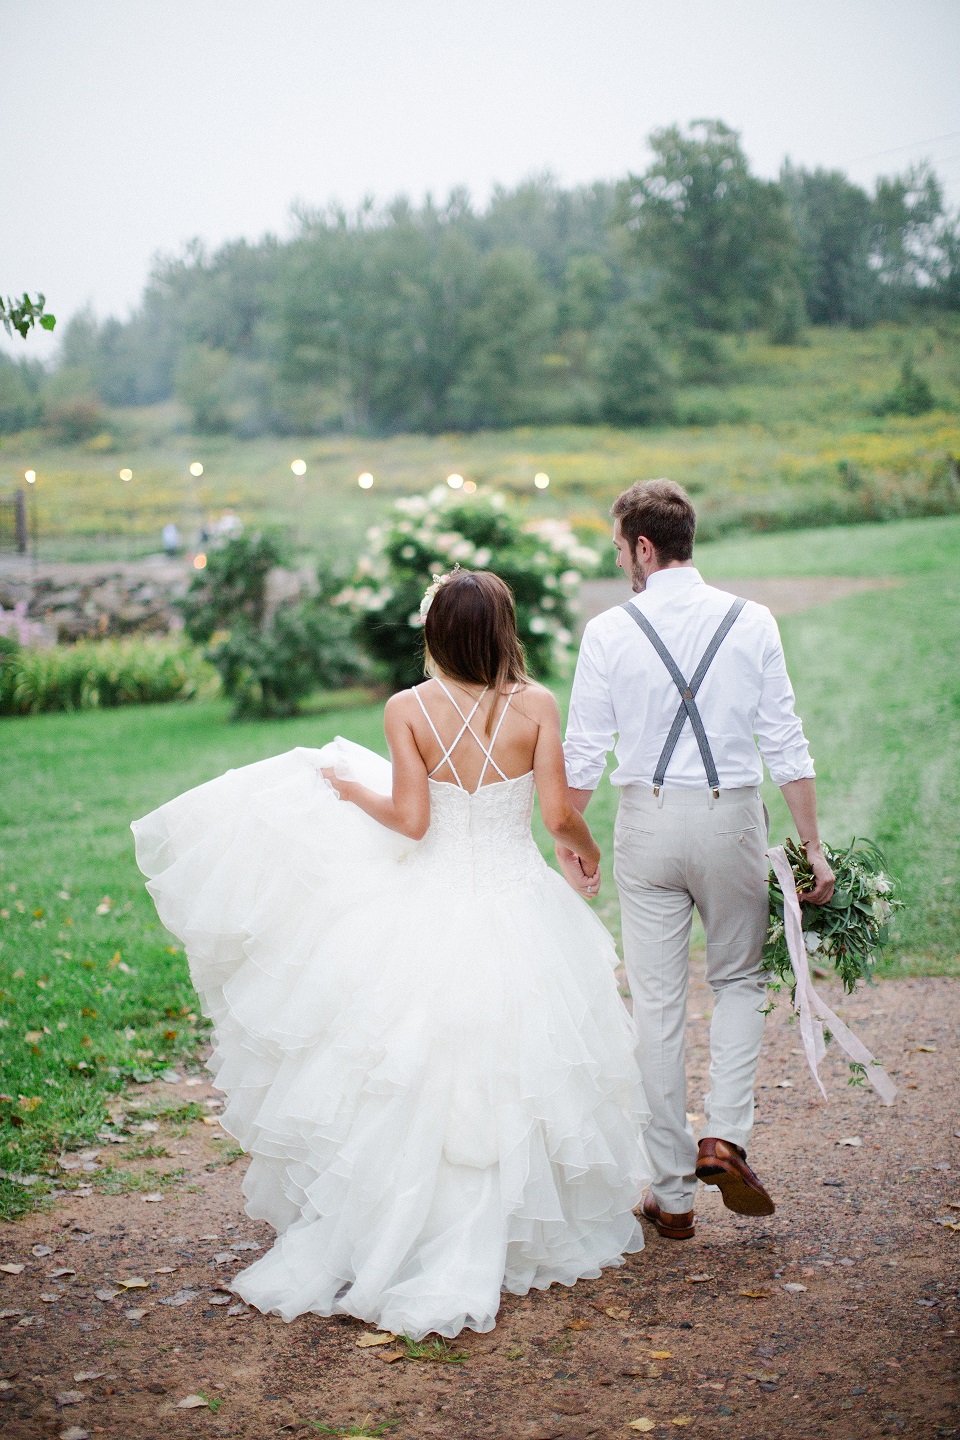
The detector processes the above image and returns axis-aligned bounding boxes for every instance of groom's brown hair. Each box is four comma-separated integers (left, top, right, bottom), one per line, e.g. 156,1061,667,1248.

611,478,696,563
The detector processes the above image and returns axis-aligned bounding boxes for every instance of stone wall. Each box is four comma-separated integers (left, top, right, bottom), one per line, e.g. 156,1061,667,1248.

0,557,191,643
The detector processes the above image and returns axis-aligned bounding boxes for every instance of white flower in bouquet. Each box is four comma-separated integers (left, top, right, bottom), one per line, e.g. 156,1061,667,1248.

804,931,822,953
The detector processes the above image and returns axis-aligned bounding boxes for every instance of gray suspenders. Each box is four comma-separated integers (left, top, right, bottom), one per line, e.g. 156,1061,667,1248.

620,597,747,797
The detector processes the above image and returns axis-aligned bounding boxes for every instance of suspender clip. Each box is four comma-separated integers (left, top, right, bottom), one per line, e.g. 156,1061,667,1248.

652,785,660,797
712,787,720,799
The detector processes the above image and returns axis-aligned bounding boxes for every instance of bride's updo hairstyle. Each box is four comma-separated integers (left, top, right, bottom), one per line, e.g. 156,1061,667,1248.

424,570,527,726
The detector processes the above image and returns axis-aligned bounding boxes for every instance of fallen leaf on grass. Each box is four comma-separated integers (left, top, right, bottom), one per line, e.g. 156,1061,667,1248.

604,1306,632,1320
564,1319,593,1331
378,1349,406,1363
356,1331,398,1348
31,1245,54,1257
160,1289,198,1307
213,1253,239,1265
94,1289,119,1302
783,1283,808,1294
229,1240,261,1252
40,1293,59,1303
154,1266,177,1274
738,1289,770,1299
914,1045,937,1053
0,1263,25,1275
176,1394,210,1409
124,1308,148,1320
0,1308,24,1318
836,1137,862,1147
685,1273,713,1283
55,1390,85,1406
649,1350,673,1359
49,1268,76,1278
207,1293,233,1306
628,1422,656,1434
73,1371,104,1383
201,1116,222,1127
744,1370,781,1383
670,1421,693,1429
142,1193,163,1204
116,1276,149,1290
59,1427,89,1440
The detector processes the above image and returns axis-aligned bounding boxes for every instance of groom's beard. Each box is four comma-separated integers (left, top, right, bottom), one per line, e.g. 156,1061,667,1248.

630,556,649,593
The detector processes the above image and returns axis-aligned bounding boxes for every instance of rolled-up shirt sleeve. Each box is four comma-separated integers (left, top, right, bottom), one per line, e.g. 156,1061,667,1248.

563,625,617,790
754,613,816,785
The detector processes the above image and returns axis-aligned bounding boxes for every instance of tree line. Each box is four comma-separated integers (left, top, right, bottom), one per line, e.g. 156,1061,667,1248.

3,119,959,439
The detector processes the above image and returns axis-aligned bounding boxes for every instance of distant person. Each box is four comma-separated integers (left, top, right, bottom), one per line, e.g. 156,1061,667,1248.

162,522,180,557
560,478,835,1240
214,510,242,540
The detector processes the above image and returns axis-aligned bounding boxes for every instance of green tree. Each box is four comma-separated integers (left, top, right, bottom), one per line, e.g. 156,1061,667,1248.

450,247,554,427
781,163,877,326
593,301,676,424
619,120,803,338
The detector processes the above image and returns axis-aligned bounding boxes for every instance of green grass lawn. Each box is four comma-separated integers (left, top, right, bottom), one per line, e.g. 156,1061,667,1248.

1,512,958,1219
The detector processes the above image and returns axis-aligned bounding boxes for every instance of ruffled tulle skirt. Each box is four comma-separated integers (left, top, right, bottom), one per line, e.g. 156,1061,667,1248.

132,739,651,1338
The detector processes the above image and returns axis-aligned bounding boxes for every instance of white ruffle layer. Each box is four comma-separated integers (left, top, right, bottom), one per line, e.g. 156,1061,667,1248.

132,739,651,1338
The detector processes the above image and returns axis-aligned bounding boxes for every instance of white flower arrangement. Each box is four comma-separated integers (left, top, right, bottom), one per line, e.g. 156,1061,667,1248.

336,485,600,688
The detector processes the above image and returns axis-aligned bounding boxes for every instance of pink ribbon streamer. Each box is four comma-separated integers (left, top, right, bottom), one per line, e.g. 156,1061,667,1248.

767,845,897,1107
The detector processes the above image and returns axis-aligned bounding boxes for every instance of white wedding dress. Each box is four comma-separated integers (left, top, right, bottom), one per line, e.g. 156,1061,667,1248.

131,685,651,1339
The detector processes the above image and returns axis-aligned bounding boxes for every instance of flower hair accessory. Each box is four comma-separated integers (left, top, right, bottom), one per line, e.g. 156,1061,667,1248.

419,563,460,621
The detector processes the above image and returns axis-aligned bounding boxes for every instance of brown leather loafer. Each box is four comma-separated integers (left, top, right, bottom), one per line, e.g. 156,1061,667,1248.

639,1191,696,1239
696,1137,775,1216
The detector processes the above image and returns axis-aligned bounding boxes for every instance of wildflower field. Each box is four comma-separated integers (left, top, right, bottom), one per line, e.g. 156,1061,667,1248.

4,324,959,562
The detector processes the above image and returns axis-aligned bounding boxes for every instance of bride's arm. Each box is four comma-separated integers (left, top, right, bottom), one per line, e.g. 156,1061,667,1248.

321,695,430,840
531,691,601,886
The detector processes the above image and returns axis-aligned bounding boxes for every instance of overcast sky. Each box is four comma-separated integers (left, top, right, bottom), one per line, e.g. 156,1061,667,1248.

3,0,959,360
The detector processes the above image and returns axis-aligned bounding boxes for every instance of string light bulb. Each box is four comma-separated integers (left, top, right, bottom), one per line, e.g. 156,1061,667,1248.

24,470,36,484
189,462,204,477
446,473,464,490
534,472,550,490
358,473,374,489
119,468,133,482
291,459,307,476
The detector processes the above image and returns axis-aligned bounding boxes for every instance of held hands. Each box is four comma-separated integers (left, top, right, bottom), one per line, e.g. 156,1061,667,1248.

555,843,601,899
798,842,836,906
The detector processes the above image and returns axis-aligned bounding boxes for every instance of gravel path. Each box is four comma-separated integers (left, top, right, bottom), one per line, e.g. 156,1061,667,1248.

1,971,956,1440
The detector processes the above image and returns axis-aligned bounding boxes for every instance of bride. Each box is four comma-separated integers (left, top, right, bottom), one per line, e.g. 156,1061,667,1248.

132,566,651,1339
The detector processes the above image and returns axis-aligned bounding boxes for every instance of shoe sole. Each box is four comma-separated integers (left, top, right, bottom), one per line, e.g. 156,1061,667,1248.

696,1163,776,1217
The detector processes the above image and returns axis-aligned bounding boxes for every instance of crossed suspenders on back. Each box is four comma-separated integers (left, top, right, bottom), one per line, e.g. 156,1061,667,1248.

620,597,746,797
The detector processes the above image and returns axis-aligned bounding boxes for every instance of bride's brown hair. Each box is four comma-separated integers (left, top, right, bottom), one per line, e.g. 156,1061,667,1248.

424,570,527,730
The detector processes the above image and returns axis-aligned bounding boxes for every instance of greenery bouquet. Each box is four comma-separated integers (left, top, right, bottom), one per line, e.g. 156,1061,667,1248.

335,485,600,689
763,836,903,995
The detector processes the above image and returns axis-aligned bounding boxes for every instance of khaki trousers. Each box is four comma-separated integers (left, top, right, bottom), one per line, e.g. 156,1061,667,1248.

613,785,769,1212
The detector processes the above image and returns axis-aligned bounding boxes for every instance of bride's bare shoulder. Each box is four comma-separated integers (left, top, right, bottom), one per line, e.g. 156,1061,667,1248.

512,679,559,721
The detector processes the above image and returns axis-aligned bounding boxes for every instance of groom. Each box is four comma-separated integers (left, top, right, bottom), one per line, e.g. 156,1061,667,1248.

558,479,834,1238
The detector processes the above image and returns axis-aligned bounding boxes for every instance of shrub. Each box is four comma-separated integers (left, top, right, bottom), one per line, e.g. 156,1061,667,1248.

335,485,600,690
0,636,216,715
179,531,368,718
876,357,936,416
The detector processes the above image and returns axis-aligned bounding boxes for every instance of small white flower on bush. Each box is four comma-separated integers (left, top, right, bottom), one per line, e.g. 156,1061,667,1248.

804,931,822,953
336,486,600,688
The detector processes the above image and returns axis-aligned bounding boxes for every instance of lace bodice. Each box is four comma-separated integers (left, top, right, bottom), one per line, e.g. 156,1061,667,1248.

410,772,547,892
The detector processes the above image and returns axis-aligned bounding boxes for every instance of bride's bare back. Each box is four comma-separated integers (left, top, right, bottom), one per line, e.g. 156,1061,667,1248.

407,676,543,793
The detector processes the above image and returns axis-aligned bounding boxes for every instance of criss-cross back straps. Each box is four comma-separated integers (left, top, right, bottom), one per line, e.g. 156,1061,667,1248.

413,684,485,789
413,680,518,793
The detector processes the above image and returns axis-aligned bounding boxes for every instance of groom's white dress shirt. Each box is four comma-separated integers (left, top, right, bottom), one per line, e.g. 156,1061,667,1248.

563,567,815,792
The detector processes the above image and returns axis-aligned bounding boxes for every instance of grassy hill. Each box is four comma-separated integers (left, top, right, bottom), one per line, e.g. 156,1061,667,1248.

2,323,959,563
